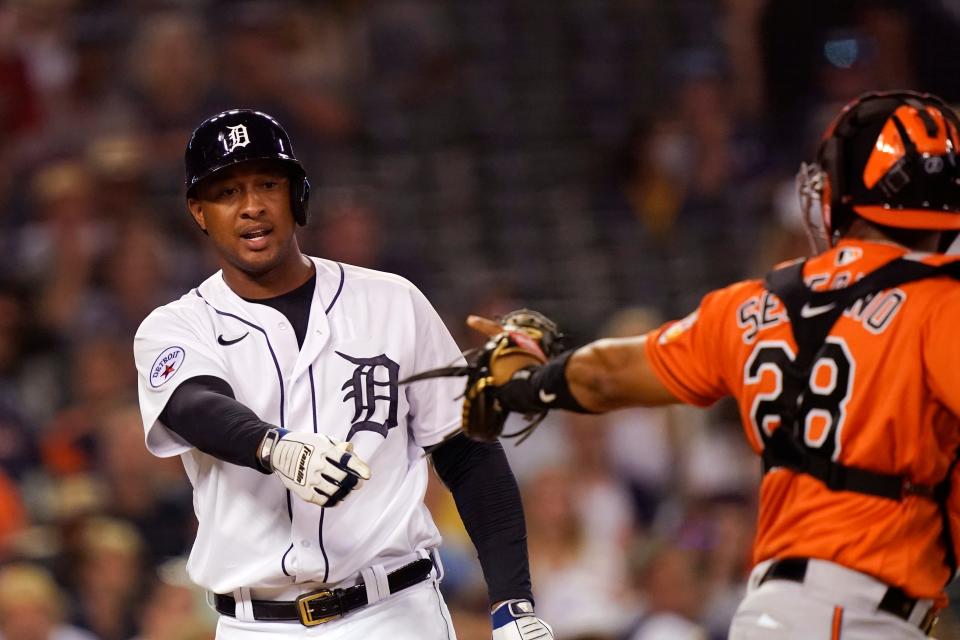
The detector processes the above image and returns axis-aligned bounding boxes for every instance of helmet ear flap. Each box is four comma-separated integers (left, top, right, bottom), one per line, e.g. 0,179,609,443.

291,175,311,226
817,127,853,240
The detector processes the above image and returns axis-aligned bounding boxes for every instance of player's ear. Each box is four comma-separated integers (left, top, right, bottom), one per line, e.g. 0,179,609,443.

187,198,208,233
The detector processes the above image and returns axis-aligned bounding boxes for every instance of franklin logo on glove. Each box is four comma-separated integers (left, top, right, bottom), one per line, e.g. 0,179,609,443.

260,428,370,508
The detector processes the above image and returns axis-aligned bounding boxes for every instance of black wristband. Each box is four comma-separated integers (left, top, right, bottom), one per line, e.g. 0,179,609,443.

498,350,592,414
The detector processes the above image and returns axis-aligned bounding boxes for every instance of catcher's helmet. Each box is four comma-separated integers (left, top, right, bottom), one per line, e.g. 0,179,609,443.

798,91,960,250
184,109,311,225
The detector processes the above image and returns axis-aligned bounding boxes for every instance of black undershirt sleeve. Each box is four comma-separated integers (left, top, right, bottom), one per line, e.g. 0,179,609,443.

162,277,311,469
159,375,273,473
430,433,533,606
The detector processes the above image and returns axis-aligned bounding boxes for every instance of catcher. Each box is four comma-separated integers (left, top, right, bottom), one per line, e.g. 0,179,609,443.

412,92,960,639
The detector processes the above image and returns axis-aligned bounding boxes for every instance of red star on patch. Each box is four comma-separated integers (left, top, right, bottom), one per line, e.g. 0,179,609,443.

161,364,176,378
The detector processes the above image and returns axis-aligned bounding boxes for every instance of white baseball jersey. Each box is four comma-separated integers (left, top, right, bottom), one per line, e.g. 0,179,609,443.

134,257,464,595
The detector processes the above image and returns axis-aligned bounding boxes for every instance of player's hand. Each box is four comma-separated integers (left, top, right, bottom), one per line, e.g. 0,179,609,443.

466,315,504,338
491,600,554,640
466,315,546,386
261,429,371,507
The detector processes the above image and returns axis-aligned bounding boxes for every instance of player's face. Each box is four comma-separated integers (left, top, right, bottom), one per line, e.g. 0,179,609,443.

188,161,300,278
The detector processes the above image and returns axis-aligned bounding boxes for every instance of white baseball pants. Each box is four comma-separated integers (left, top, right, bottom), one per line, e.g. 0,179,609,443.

215,579,457,639
729,559,932,639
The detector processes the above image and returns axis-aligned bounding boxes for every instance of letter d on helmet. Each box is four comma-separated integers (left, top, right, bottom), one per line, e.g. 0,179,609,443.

184,109,311,225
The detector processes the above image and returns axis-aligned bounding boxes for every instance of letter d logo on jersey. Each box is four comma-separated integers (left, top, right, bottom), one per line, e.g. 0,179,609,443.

336,352,399,441
150,346,186,388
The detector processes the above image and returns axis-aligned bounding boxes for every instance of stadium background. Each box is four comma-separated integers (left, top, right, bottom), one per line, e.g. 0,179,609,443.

1,0,960,638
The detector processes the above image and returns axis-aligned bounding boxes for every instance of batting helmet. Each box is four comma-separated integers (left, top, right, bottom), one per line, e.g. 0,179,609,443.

184,109,311,226
798,91,960,250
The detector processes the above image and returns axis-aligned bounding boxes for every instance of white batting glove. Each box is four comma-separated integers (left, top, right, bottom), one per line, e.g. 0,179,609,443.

491,600,554,640
259,428,371,507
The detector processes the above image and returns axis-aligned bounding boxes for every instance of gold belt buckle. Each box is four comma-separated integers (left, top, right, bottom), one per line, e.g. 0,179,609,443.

296,589,338,627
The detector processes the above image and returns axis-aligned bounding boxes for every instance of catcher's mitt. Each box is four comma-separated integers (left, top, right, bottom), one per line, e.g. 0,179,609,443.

402,309,564,443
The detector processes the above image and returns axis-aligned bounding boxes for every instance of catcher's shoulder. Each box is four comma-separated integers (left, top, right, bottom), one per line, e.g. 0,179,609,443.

727,277,767,298
696,277,767,309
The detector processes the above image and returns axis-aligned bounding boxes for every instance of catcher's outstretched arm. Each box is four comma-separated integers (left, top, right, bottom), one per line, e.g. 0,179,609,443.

566,336,679,411
466,315,679,412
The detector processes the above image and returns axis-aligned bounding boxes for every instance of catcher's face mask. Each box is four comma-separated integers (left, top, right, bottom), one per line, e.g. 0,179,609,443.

796,160,832,254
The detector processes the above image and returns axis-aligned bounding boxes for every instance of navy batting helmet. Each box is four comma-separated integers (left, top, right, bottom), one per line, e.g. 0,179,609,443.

184,109,311,225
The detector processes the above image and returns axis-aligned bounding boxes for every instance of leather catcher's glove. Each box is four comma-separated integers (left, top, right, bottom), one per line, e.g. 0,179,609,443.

491,600,554,640
259,428,371,507
402,309,563,443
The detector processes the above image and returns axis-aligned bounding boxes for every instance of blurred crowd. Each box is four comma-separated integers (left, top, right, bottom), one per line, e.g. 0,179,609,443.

1,0,960,638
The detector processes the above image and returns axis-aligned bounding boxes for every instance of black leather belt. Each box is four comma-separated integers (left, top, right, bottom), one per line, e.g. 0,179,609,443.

214,558,434,627
760,557,938,635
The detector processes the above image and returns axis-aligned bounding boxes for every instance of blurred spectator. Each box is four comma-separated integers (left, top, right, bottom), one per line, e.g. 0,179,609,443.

23,159,113,338
364,0,457,108
563,413,635,550
499,411,573,488
12,1,74,109
623,541,707,640
68,517,146,640
85,133,150,218
305,190,427,287
97,403,194,561
598,58,768,313
40,338,137,476
0,5,42,146
751,176,815,273
212,1,357,148
523,466,633,638
693,497,754,640
0,470,27,562
595,308,685,527
131,558,215,640
19,4,136,159
0,562,97,640
681,402,758,500
126,12,214,176
79,217,180,339
443,606,492,640
0,283,47,473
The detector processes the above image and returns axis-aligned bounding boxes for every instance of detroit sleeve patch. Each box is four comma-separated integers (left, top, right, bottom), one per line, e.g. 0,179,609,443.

150,346,187,388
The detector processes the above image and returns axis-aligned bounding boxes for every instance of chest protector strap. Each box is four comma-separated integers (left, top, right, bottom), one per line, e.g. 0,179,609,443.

762,257,960,500
764,256,960,578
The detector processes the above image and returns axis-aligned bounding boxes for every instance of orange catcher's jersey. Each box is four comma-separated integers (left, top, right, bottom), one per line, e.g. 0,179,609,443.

645,239,960,600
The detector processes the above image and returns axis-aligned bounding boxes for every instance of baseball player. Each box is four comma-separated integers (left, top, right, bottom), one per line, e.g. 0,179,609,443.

457,91,960,639
133,109,552,639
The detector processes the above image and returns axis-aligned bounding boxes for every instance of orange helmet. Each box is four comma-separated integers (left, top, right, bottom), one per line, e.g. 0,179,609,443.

798,91,960,251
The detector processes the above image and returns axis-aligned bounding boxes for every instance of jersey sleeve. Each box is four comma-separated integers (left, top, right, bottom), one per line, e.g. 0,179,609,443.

644,288,737,407
403,285,466,448
133,305,231,457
